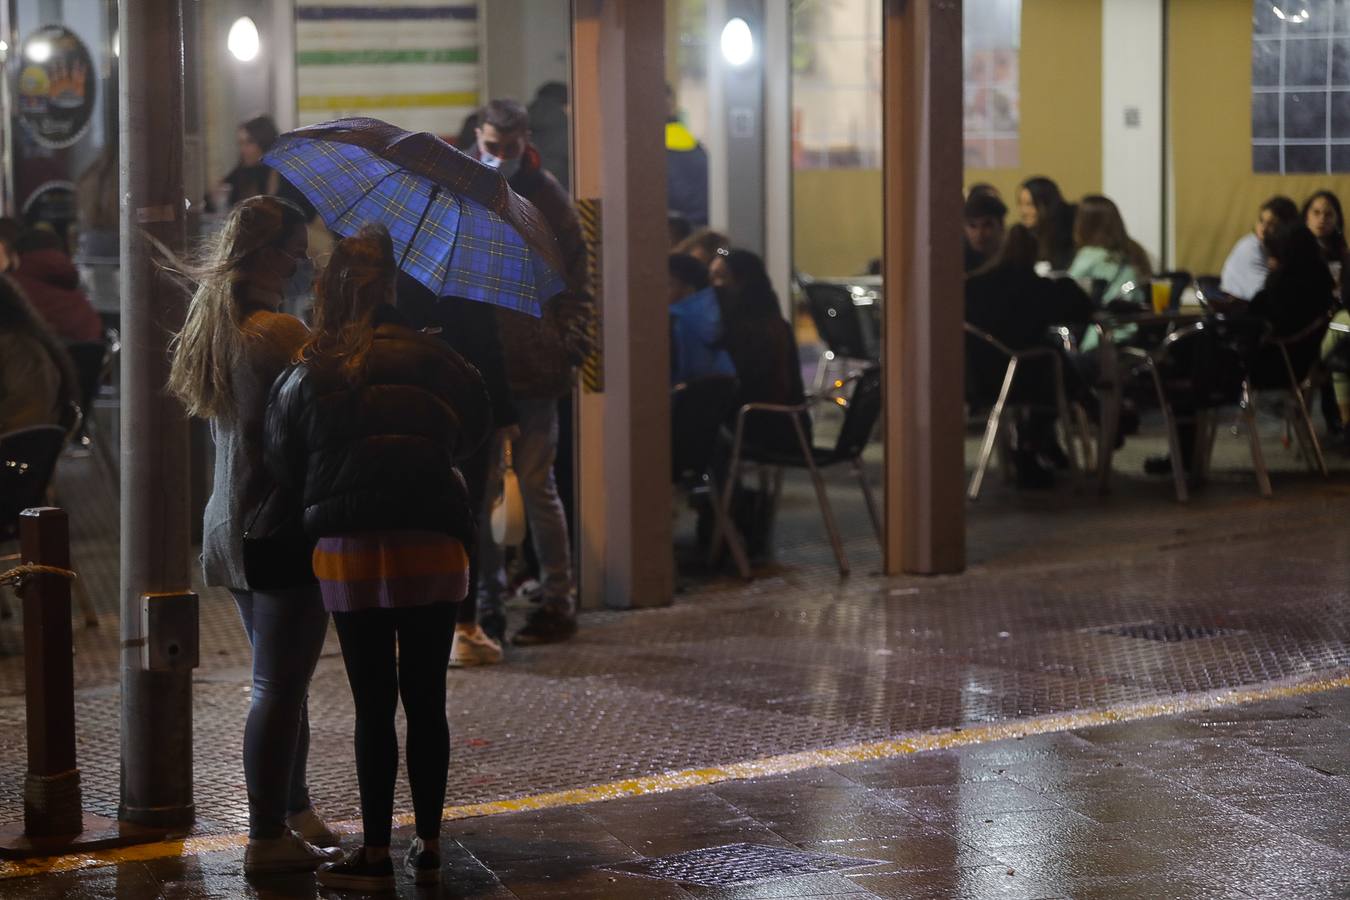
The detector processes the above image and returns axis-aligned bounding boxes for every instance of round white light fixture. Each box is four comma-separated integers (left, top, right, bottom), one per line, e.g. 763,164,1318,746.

227,16,260,62
720,17,754,66
25,39,52,63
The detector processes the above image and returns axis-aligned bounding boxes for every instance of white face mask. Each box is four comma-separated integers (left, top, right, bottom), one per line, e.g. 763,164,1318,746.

480,150,522,180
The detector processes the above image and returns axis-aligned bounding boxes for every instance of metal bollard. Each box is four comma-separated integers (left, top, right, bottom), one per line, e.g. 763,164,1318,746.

18,507,83,839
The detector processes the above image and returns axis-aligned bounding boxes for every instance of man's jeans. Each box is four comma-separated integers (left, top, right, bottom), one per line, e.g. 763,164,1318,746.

479,397,574,616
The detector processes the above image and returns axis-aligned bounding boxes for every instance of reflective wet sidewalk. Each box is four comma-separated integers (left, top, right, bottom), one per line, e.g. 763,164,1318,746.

3,685,1347,898
2,417,1349,896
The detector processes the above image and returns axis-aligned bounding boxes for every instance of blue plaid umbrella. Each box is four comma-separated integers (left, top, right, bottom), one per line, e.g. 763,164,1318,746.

264,117,565,317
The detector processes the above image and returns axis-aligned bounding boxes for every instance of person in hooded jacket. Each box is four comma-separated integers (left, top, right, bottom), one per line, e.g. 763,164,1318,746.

463,98,593,648
5,227,103,343
265,225,491,892
0,274,78,433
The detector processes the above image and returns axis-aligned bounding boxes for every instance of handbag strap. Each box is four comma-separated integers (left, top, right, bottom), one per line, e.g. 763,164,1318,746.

243,483,278,534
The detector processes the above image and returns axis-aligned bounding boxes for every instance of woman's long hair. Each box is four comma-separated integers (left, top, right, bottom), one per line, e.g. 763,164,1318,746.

973,224,1039,276
0,276,79,415
1073,194,1153,279
167,196,308,420
719,249,782,322
1301,189,1347,263
1265,222,1333,295
300,224,396,383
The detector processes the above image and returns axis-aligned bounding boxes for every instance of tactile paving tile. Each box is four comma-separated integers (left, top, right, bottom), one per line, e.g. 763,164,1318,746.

603,842,884,886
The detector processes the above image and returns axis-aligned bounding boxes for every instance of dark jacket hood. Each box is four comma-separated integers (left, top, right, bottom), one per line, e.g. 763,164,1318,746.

18,249,80,290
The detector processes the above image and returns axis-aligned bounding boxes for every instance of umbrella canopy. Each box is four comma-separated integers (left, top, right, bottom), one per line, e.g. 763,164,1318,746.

264,117,566,317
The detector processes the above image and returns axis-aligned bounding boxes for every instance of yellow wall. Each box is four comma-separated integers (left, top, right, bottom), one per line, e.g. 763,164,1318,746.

963,0,1103,212
793,169,884,277
1171,0,1350,275
793,0,1102,277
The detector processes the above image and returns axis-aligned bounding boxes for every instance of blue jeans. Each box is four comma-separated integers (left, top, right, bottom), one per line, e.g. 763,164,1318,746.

232,586,330,839
479,397,575,615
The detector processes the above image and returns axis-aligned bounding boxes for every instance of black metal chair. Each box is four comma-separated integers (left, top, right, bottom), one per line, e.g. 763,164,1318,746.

802,281,879,395
671,376,751,579
0,422,98,625
1259,314,1330,478
1123,315,1272,503
712,366,882,577
64,332,118,478
964,323,1092,500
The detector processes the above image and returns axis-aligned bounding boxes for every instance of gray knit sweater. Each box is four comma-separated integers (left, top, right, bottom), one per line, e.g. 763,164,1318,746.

200,290,309,590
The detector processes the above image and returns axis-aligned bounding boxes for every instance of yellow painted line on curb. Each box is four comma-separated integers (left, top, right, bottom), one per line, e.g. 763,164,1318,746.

4,671,1348,880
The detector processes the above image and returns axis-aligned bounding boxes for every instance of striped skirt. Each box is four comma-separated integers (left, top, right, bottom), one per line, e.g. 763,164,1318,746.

312,530,470,614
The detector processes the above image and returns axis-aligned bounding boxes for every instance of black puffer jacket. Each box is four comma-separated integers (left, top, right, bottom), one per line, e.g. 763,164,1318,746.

264,306,492,545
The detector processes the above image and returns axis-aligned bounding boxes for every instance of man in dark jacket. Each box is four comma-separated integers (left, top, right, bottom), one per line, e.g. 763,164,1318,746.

464,99,592,647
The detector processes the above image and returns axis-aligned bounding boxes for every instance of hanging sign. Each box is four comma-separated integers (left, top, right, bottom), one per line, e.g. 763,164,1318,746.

17,25,96,150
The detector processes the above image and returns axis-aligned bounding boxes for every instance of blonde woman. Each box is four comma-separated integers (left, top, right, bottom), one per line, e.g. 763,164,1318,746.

167,196,340,874
265,226,490,891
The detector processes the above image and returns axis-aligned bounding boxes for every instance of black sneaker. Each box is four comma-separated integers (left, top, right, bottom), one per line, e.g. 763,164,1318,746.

316,847,395,893
512,604,577,646
1143,455,1173,476
404,836,441,885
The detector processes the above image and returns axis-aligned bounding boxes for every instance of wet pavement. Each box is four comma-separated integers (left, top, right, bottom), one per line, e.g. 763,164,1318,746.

2,686,1347,897
0,407,1348,896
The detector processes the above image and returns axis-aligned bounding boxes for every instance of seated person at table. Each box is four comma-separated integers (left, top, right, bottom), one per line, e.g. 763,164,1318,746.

6,226,103,343
1067,195,1152,305
0,275,78,433
967,182,1003,202
1220,195,1298,300
1017,176,1077,272
966,225,1093,487
709,249,811,451
669,253,735,386
1303,190,1349,276
1250,223,1334,385
963,191,1007,273
675,228,732,268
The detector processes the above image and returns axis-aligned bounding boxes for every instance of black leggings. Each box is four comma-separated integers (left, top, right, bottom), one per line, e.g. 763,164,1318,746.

332,602,456,847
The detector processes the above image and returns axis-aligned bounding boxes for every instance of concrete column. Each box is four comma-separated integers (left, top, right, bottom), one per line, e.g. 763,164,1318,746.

0,2,13,216
1102,0,1165,267
880,0,965,575
118,0,195,828
763,0,793,315
572,0,672,609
